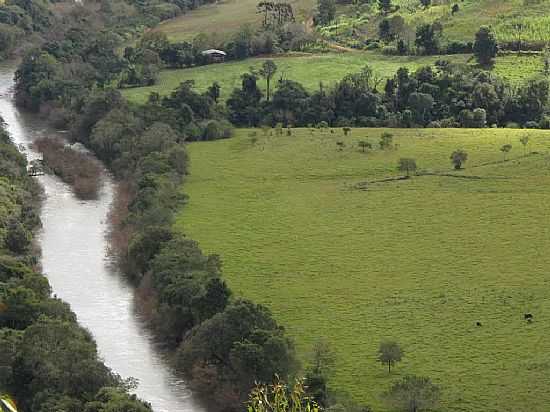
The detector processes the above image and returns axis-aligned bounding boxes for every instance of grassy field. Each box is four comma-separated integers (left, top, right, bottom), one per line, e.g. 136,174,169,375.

154,0,315,41
359,0,550,44
122,52,470,103
176,127,550,411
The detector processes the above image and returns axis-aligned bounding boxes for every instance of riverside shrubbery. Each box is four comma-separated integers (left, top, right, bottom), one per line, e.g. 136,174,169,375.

34,137,102,200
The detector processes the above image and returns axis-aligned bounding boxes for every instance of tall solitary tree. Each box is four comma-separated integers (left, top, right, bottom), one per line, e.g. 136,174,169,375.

259,60,278,102
398,158,417,177
377,340,404,373
500,144,512,160
520,135,529,155
473,26,498,66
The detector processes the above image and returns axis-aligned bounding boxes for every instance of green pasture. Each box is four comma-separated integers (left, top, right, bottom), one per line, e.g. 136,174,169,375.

122,52,469,103
176,127,550,411
154,0,315,42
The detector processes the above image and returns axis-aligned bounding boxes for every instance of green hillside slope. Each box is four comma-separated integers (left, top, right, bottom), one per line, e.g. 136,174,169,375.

176,128,550,411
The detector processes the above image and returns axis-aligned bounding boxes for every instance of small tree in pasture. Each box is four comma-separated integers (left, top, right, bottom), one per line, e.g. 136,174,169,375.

500,144,512,160
379,132,394,150
384,375,440,412
358,140,372,153
398,158,417,177
520,135,529,154
451,3,459,14
450,149,468,169
377,340,403,373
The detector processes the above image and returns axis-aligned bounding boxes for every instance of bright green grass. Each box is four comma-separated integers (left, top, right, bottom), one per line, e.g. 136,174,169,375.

345,0,550,45
493,53,546,83
122,52,469,103
154,0,314,42
176,128,550,412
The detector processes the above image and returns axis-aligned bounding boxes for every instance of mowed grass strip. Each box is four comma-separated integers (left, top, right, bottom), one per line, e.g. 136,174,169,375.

122,52,470,103
176,128,550,412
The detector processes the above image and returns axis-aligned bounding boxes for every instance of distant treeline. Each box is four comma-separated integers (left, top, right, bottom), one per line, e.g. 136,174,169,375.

0,0,216,62
0,119,152,411
225,61,550,129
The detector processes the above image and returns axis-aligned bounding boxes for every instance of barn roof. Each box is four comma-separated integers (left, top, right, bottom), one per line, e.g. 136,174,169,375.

201,49,227,56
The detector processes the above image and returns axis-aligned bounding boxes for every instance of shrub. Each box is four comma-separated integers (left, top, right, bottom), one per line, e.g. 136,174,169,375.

524,121,539,129
365,41,381,50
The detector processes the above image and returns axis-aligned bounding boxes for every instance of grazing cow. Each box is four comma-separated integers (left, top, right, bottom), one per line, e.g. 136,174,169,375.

476,321,482,327
524,313,533,320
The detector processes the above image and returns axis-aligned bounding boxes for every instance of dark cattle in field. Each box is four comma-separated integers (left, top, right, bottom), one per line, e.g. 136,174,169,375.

524,313,533,320
476,321,482,327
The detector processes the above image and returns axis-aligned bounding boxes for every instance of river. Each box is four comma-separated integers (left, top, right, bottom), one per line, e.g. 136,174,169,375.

0,63,205,412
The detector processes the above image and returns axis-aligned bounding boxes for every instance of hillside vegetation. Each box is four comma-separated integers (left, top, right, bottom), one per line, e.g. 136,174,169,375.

122,51,550,104
177,127,550,411
155,0,315,41
122,52,469,103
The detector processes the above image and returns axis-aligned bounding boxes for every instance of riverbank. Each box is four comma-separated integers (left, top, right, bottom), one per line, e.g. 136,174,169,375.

0,63,206,412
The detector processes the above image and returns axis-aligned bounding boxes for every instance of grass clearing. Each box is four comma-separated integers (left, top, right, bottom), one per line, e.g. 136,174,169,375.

154,0,315,41
176,127,550,411
122,52,470,103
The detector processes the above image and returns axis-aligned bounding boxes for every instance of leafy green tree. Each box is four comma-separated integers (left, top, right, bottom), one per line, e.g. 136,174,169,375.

451,3,459,14
450,149,468,169
398,158,417,177
520,135,529,155
408,92,434,125
415,23,440,55
379,132,394,150
472,108,487,128
473,26,498,66
379,19,392,42
316,0,336,25
304,339,336,407
500,143,512,160
259,60,278,102
358,140,372,152
377,340,403,373
227,73,263,126
206,82,221,103
420,0,431,8
384,375,440,412
178,299,296,408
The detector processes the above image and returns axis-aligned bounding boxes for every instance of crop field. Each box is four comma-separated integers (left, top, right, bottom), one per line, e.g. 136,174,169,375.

176,128,550,411
122,52,469,103
353,0,550,44
154,0,315,41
